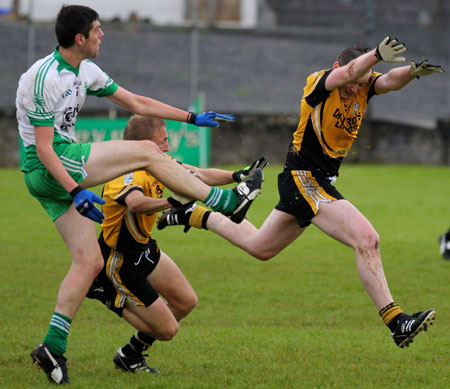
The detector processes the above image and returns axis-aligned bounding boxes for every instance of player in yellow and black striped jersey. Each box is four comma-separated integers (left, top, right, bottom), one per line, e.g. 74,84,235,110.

158,37,443,348
284,69,380,177
86,115,267,373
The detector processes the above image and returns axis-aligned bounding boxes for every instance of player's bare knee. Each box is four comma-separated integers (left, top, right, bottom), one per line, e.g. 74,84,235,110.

251,249,275,261
157,321,179,341
354,230,380,255
73,252,103,276
182,293,198,316
140,140,163,156
171,292,198,318
92,256,104,275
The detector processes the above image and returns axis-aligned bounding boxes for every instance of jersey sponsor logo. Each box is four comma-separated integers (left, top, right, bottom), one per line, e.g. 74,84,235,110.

60,105,80,132
332,107,361,134
61,89,72,99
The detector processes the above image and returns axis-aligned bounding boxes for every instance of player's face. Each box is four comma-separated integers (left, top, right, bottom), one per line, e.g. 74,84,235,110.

339,70,371,99
152,126,169,153
81,20,104,58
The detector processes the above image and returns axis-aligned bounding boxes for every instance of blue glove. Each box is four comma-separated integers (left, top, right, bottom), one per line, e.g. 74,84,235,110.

188,111,235,127
70,186,106,223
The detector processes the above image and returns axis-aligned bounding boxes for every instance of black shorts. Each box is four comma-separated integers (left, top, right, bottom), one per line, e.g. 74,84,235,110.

275,170,344,228
87,233,161,317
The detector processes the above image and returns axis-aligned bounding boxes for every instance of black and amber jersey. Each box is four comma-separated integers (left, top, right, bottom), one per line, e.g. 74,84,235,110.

284,69,381,177
101,170,164,253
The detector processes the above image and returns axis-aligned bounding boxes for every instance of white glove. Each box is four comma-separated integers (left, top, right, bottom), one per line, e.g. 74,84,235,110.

410,60,444,78
375,37,407,63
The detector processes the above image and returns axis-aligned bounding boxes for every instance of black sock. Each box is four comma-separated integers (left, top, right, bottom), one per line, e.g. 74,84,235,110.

122,332,156,357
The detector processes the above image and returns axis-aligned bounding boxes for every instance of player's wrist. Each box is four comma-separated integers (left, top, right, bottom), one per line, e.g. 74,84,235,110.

187,112,197,124
69,185,83,198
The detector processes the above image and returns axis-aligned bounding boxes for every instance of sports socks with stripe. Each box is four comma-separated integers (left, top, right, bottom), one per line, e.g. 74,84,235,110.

189,206,211,229
379,302,404,331
43,312,72,355
204,188,236,214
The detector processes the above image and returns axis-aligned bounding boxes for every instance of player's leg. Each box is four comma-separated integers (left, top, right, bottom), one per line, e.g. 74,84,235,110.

111,251,197,375
124,299,179,341
147,251,198,321
312,199,391,309
113,299,176,374
206,209,305,260
312,199,435,347
31,205,103,384
54,205,104,317
82,140,263,221
83,140,210,200
159,205,305,260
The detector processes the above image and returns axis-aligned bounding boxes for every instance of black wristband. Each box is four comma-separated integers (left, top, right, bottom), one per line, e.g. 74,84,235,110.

231,170,240,182
69,185,83,198
375,46,382,61
188,112,197,124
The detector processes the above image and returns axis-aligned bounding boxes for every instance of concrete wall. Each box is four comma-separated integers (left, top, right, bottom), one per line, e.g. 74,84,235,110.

2,113,449,168
211,115,450,167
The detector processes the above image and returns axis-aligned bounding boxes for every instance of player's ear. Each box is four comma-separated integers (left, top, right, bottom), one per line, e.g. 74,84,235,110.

74,33,85,46
332,61,340,69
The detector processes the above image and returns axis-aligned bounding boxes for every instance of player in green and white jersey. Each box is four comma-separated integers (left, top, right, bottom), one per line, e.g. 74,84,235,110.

17,5,263,385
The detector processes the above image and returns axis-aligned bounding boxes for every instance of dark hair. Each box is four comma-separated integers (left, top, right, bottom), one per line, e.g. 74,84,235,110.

337,42,369,66
55,5,99,48
124,116,166,141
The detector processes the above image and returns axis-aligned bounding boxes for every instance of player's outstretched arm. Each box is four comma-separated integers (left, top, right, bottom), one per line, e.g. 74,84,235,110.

374,59,444,94
409,60,444,79
181,156,269,186
108,87,234,128
325,36,407,91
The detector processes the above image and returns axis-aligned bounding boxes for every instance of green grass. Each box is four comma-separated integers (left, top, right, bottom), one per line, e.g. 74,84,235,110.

0,164,449,388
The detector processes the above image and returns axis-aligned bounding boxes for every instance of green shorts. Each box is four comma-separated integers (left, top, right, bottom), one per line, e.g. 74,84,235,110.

24,142,92,221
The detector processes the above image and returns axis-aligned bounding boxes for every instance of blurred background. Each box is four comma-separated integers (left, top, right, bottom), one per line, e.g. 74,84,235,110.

1,0,449,167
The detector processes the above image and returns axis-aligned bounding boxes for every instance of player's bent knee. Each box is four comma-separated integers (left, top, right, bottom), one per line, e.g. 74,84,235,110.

140,140,163,155
156,321,179,341
251,250,275,261
182,293,198,315
73,253,103,276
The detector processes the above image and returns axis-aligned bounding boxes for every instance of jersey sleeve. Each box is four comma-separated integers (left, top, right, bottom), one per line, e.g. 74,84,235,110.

112,172,147,205
367,71,382,101
304,69,332,108
19,69,59,127
84,61,118,97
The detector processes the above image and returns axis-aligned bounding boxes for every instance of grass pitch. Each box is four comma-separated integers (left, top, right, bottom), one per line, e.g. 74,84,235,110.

0,164,449,388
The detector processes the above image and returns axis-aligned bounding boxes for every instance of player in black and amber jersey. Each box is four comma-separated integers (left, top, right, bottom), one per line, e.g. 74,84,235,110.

87,115,267,373
159,37,444,348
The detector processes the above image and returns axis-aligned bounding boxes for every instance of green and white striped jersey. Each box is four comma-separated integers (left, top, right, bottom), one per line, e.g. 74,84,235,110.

16,47,118,148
